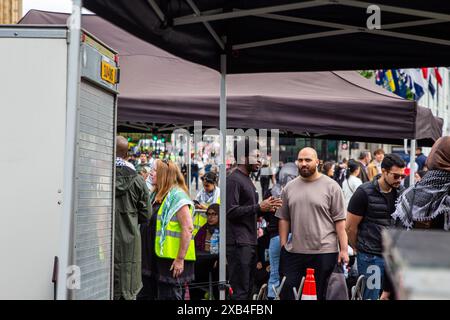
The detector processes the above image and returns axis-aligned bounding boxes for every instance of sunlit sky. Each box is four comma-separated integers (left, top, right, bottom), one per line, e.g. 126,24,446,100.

22,0,92,16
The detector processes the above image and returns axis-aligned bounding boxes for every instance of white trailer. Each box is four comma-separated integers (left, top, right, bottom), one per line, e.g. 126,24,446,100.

0,24,119,299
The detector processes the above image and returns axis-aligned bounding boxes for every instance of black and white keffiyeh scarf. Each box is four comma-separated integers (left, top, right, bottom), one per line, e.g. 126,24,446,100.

392,170,450,230
116,157,136,171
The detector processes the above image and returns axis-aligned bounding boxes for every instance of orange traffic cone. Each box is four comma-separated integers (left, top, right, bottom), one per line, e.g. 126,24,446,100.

301,268,317,300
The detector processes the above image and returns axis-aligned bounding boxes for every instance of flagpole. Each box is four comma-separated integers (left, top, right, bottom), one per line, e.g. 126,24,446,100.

436,77,439,117
219,53,227,301
410,139,416,187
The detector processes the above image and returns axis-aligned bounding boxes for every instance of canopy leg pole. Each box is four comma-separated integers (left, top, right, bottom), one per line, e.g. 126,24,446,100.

410,139,416,187
219,54,227,301
187,134,191,195
58,0,82,300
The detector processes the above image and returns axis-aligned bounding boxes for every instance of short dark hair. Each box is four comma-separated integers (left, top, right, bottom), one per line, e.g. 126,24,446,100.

381,153,406,170
374,148,385,156
202,172,218,184
416,147,423,152
359,151,370,160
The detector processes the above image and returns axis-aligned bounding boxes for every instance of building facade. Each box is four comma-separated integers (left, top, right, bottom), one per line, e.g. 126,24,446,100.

0,0,22,24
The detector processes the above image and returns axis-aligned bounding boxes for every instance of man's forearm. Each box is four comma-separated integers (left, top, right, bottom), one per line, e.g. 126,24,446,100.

336,220,348,252
279,219,290,247
227,204,261,221
346,213,363,250
346,227,357,249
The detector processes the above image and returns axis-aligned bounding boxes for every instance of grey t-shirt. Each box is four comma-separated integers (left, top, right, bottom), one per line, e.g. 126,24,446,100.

275,175,346,254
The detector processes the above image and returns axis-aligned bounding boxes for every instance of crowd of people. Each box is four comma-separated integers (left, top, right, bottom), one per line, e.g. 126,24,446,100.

114,134,450,300
114,136,222,300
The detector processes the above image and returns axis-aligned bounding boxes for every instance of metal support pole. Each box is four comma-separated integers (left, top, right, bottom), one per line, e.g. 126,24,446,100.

410,139,416,187
187,134,191,195
219,54,227,300
57,0,82,300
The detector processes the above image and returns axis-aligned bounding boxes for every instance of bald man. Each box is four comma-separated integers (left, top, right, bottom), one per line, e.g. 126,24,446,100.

276,147,348,300
114,136,151,300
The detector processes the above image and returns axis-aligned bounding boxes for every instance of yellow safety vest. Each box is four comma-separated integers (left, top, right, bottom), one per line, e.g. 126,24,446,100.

193,208,208,236
155,197,207,261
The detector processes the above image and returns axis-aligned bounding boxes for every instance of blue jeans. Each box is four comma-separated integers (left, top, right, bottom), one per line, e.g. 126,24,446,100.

357,252,385,300
191,172,199,190
267,236,280,298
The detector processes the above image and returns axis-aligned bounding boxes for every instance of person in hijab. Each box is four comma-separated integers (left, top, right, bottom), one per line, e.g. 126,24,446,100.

393,136,450,231
194,203,220,252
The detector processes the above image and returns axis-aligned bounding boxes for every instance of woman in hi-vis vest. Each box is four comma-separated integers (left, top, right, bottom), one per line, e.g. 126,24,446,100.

138,159,196,300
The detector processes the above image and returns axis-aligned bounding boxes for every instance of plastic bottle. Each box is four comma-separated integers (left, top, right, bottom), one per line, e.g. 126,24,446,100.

343,263,349,279
210,229,219,254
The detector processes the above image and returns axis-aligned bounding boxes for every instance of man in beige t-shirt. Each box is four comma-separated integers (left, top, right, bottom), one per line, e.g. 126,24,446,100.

276,147,349,300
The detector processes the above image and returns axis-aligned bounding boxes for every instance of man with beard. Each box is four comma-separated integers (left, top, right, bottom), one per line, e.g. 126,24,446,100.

276,147,348,300
346,153,405,300
226,137,283,300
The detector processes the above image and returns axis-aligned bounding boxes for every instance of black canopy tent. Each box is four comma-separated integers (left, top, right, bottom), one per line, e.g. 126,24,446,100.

82,0,450,73
66,1,449,300
19,10,443,146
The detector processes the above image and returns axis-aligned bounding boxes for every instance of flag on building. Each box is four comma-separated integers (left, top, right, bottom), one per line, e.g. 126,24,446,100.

428,74,436,98
385,70,396,92
433,67,443,86
402,69,425,100
421,67,428,79
375,70,383,86
392,70,407,98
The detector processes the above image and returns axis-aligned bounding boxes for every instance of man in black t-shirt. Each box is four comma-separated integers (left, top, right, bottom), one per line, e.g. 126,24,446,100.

346,154,405,300
226,137,283,300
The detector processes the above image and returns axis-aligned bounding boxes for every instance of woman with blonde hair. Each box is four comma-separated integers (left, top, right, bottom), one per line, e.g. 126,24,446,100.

138,159,196,300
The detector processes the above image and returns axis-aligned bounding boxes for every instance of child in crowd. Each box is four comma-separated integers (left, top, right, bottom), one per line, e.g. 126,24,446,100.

195,172,220,209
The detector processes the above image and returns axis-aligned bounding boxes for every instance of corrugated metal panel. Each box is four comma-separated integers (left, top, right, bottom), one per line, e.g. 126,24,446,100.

73,81,114,300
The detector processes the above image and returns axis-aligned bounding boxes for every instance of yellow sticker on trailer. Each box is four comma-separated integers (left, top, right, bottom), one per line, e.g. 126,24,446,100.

101,60,117,84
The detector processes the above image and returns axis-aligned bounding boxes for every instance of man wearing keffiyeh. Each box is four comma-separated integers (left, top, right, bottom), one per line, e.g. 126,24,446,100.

381,137,450,300
393,136,450,231
114,136,151,300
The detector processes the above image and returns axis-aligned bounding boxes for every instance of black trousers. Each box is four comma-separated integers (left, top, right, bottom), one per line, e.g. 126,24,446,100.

137,275,183,300
279,248,338,300
226,244,257,300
